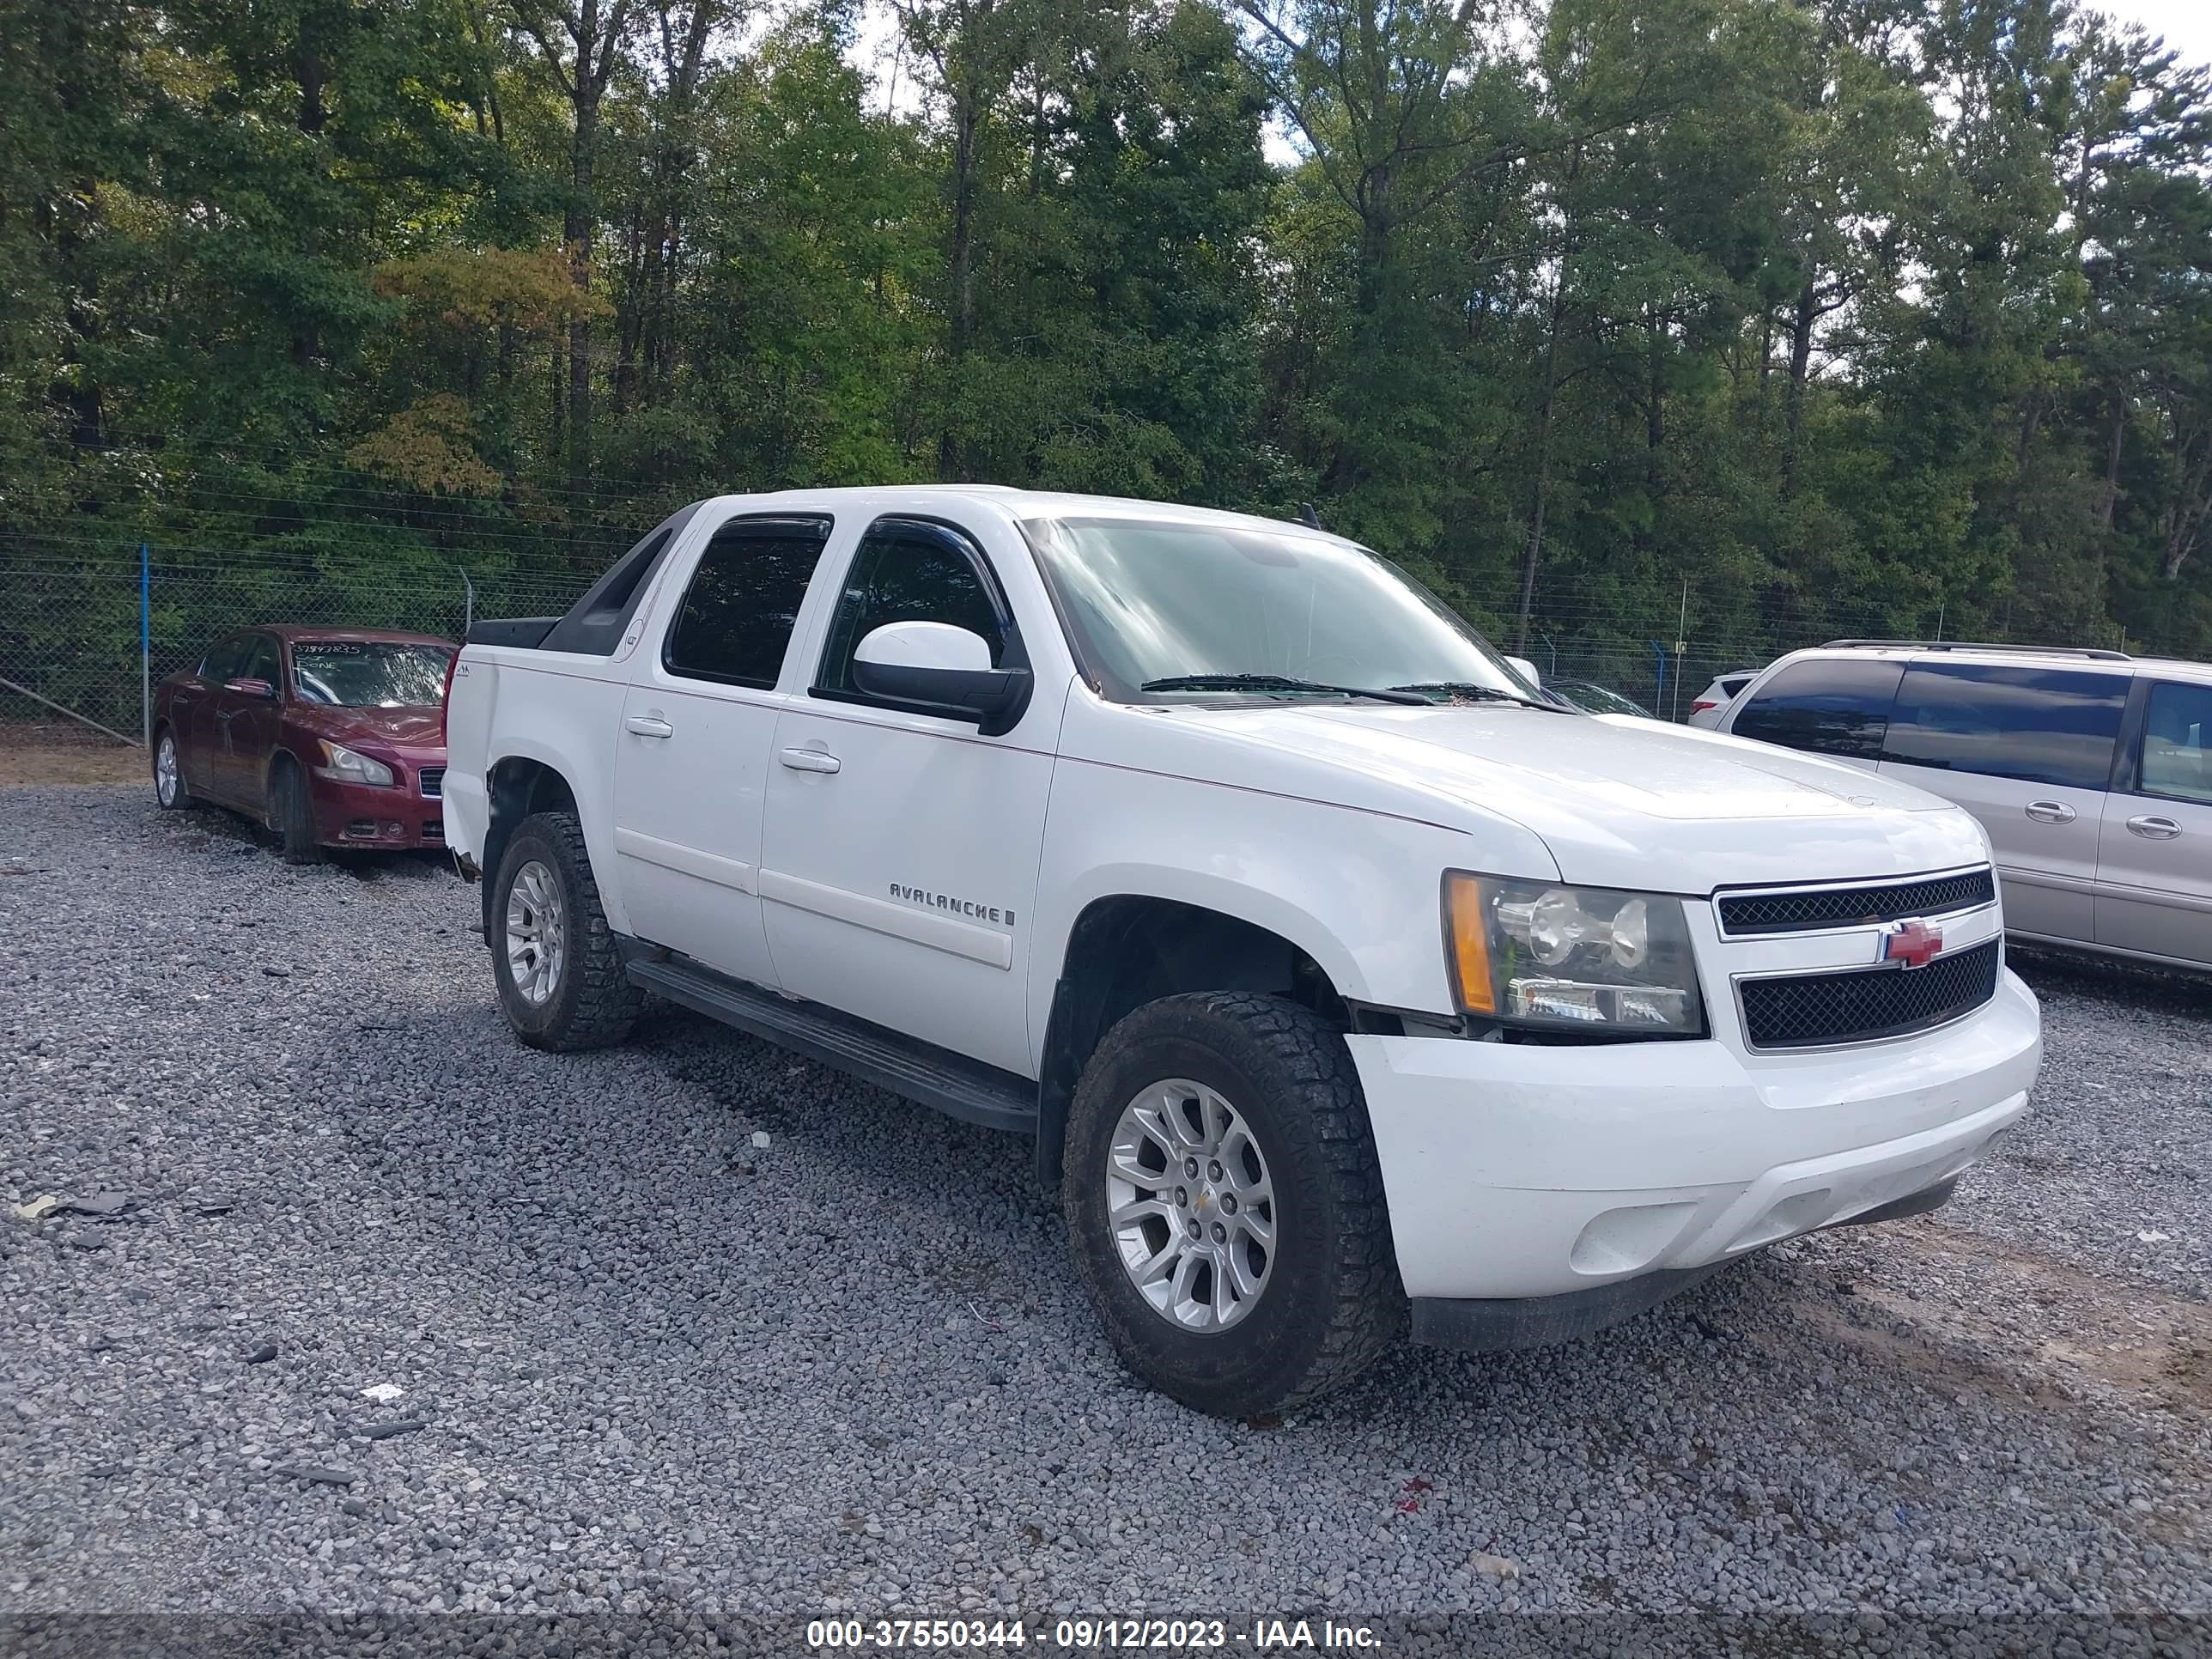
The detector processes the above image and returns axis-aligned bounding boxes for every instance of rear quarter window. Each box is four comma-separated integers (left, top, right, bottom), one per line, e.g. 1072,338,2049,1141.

1881,663,2128,791
1729,659,1905,761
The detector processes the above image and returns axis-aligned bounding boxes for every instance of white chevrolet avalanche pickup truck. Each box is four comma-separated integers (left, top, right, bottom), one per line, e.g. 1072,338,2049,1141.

442,487,2042,1416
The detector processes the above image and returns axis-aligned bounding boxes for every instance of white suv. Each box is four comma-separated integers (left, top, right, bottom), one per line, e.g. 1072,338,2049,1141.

443,492,2041,1414
1722,640,2212,973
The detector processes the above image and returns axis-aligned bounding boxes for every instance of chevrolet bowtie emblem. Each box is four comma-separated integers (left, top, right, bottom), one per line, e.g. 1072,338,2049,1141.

1881,918,1944,969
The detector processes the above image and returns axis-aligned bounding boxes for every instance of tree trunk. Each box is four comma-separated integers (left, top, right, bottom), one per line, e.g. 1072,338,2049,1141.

614,202,641,418
2164,436,2211,581
1514,274,1567,654
1780,276,1817,496
2100,398,2126,529
568,86,598,516
939,89,981,481
292,46,327,373
1643,308,1665,556
1354,165,1392,319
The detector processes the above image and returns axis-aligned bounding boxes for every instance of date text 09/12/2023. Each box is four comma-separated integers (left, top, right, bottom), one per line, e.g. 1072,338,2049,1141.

805,1617,1384,1650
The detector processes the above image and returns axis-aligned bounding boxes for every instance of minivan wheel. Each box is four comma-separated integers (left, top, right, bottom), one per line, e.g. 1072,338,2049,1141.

1063,993,1404,1417
153,729,195,811
489,811,641,1052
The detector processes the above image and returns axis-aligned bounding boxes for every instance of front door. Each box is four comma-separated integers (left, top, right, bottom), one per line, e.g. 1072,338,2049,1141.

1876,660,2129,944
758,517,1059,1077
2096,678,2212,968
612,515,830,989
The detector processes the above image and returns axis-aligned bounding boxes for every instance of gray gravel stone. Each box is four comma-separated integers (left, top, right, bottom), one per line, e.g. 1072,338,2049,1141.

1,785,2208,1625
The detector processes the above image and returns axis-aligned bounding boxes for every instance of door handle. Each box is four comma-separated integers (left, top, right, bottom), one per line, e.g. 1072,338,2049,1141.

779,747,841,774
624,714,674,739
2024,800,2075,824
2127,814,2182,840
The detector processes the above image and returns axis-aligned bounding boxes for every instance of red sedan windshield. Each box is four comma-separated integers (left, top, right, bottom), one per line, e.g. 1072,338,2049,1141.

290,642,453,708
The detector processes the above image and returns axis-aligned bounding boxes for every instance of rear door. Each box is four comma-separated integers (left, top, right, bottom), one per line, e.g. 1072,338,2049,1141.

1723,656,1904,773
2095,677,2212,967
1875,660,2129,944
175,635,245,797
612,514,830,988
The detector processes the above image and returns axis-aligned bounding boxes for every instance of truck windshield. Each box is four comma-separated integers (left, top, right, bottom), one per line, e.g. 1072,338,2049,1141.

1024,516,1534,705
291,643,454,708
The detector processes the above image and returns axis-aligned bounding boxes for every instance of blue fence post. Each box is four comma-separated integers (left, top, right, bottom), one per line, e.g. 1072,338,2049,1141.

1650,640,1668,716
139,543,152,746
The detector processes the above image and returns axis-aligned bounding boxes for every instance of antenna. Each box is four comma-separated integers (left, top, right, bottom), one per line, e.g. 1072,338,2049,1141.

1297,502,1322,531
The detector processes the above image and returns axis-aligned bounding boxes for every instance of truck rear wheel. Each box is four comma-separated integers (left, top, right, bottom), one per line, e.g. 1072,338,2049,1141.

490,811,641,1052
1062,992,1403,1417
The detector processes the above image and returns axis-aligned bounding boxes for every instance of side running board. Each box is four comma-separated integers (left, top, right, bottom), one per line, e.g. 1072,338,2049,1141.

627,956,1039,1134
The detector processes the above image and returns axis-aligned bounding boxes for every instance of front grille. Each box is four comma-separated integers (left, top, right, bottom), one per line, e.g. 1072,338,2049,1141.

417,767,446,799
1718,869,1996,936
1740,938,2001,1049
423,819,444,842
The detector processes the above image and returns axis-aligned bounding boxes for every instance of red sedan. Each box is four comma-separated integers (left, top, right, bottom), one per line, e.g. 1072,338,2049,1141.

150,626,457,862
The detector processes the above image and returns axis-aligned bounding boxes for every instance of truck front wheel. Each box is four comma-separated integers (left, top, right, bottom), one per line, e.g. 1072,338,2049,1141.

489,811,642,1052
1062,993,1404,1417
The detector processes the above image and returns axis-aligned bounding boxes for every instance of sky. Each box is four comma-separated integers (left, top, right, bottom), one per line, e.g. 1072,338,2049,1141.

846,0,2212,148
2097,0,2212,70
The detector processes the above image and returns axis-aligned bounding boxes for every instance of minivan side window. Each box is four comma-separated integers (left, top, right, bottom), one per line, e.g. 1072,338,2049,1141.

1730,659,1905,761
1880,663,2128,791
817,524,1006,696
662,520,830,689
2136,681,2212,805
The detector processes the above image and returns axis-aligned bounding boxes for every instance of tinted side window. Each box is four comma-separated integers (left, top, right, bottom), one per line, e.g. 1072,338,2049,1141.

2137,681,2212,805
1731,659,1905,761
817,526,1005,695
241,635,281,684
200,635,248,681
1881,663,2127,790
662,522,829,689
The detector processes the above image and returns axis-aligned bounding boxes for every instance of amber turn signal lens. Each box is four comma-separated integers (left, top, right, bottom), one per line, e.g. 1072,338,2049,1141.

1444,872,1496,1015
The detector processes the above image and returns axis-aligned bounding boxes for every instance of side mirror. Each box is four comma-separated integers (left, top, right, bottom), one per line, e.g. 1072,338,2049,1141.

1504,655,1540,688
852,622,1030,732
224,676,278,702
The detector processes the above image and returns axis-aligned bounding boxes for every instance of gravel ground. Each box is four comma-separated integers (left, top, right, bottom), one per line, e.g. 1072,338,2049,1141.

3,785,2209,1634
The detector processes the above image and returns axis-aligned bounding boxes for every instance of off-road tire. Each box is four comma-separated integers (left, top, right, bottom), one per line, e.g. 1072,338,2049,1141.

271,761,323,865
1062,992,1404,1417
153,727,197,811
489,811,641,1052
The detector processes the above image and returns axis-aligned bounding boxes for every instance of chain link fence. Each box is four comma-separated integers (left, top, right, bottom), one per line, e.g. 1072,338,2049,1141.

0,546,2135,744
0,550,592,744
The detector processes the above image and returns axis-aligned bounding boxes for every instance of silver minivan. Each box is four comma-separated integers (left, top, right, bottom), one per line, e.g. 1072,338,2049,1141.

1719,641,2212,973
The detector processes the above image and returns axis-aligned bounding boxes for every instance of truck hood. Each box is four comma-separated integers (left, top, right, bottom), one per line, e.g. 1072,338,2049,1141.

1146,702,1989,893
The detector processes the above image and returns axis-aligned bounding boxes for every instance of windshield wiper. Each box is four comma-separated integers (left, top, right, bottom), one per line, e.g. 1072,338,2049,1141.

1387,681,1560,710
1139,673,1431,706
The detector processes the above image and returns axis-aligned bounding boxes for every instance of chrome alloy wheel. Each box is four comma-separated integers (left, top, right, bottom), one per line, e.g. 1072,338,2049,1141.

504,859,566,1006
155,733,180,805
1106,1079,1277,1332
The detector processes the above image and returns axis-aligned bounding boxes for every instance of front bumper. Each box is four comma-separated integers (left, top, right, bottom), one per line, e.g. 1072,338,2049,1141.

307,772,444,849
1346,968,2040,1315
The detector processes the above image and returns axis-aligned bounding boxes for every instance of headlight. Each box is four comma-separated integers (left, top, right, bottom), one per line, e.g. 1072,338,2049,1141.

315,741,396,787
1443,872,1703,1036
